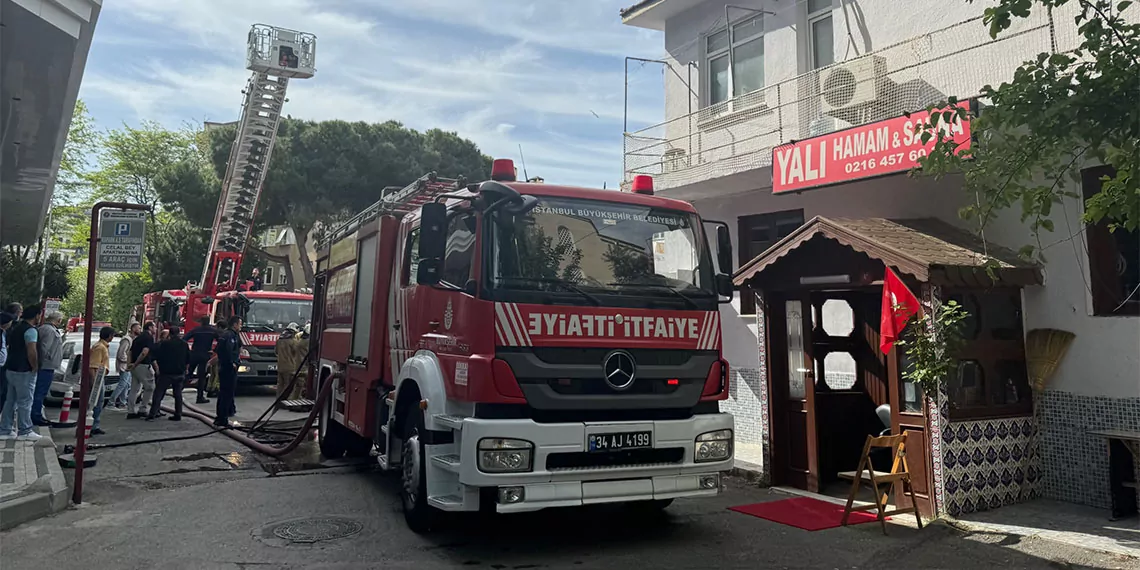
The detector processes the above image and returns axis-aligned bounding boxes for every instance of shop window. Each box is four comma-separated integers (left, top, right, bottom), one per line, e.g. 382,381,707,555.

738,209,805,314
944,289,1033,419
1082,166,1140,316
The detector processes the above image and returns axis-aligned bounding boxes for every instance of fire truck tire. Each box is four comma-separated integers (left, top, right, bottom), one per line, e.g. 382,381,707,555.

318,388,347,459
401,410,437,533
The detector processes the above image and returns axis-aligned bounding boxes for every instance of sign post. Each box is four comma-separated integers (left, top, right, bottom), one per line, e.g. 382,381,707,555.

70,202,151,506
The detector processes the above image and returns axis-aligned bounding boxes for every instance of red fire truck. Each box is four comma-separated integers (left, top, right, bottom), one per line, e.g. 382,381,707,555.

312,160,736,532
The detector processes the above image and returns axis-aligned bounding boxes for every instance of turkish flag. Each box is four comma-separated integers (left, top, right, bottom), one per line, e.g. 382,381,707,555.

880,267,922,355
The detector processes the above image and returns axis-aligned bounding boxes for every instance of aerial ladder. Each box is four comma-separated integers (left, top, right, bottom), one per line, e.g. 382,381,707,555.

183,24,318,326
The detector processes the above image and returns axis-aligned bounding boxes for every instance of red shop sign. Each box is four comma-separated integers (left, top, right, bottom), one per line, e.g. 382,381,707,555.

772,101,972,194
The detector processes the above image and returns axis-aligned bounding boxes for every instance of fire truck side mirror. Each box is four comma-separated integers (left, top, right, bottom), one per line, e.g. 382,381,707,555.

417,202,448,286
715,274,734,299
715,224,733,274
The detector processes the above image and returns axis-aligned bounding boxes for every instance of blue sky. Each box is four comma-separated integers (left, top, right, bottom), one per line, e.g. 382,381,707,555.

79,0,668,189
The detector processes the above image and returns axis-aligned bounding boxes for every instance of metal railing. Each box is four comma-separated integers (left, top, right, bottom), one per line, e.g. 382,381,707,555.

623,8,1089,191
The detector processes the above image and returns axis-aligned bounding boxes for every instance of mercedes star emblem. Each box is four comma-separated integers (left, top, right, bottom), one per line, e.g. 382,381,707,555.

603,350,637,391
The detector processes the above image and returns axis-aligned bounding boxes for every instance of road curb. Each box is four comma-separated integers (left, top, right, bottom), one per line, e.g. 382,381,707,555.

0,427,70,530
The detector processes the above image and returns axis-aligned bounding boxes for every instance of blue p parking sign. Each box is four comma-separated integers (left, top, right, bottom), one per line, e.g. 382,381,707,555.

97,210,146,272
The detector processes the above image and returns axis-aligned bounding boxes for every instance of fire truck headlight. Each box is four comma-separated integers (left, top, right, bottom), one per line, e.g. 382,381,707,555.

694,429,733,463
478,438,534,473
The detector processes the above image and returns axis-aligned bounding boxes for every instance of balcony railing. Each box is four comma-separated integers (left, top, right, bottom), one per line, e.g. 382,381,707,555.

623,8,1088,192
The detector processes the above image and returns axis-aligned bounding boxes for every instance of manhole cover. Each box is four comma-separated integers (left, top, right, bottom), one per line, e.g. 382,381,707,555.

269,517,363,543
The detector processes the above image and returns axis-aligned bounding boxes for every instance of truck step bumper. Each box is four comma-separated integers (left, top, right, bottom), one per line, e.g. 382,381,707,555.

491,471,723,513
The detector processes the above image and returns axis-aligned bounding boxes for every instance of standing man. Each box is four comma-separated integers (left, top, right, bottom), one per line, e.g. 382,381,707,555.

250,268,263,291
126,322,157,419
88,326,115,436
0,306,42,441
0,302,19,410
214,316,243,427
148,326,189,421
31,311,64,426
184,316,217,404
111,323,139,408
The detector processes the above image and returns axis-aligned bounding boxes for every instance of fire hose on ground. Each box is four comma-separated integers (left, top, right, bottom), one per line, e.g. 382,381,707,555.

79,352,338,459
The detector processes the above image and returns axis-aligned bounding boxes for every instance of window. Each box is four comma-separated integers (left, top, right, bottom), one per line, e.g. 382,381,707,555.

706,14,765,106
351,236,378,359
737,209,805,314
1082,166,1139,316
441,213,476,289
942,289,1032,419
403,229,421,287
807,0,834,70
264,266,273,285
278,270,288,286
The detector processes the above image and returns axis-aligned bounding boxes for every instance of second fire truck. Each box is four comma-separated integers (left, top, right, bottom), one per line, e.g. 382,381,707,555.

312,160,737,532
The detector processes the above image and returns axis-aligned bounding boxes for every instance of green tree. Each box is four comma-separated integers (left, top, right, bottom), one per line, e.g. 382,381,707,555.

512,225,584,281
89,121,196,262
59,265,115,319
603,243,652,284
159,118,492,288
0,253,71,307
149,212,209,290
108,273,152,331
917,0,1139,259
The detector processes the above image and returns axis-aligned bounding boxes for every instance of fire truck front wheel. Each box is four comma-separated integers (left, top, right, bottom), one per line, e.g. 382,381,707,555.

401,410,437,533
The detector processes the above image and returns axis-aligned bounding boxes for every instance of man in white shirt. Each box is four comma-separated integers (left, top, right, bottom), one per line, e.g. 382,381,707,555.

111,323,139,409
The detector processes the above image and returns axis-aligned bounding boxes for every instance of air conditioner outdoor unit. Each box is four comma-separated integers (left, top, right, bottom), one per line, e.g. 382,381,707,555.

664,147,688,173
820,55,888,113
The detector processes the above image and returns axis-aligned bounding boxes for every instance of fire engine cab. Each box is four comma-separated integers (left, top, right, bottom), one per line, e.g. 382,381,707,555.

312,160,736,532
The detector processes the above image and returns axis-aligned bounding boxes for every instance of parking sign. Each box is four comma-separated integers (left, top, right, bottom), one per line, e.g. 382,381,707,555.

97,210,147,272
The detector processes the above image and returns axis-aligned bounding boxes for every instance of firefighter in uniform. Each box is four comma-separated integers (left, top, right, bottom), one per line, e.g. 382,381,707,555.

274,323,306,401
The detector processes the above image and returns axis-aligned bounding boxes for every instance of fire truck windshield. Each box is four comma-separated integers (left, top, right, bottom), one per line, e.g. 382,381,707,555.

487,196,715,309
240,299,312,331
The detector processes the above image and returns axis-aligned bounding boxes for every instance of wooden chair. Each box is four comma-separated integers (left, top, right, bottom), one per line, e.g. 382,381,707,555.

839,434,924,535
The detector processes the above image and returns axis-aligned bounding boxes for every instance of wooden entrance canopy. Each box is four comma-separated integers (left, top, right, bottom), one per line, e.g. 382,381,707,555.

733,217,1043,288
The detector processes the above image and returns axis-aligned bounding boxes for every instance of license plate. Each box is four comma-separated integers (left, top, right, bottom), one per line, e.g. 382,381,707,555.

588,431,651,453
267,364,277,371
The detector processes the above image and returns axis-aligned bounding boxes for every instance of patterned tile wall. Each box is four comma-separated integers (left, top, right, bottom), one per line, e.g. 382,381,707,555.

721,367,764,445
756,292,772,486
940,415,1041,516
1036,390,1140,510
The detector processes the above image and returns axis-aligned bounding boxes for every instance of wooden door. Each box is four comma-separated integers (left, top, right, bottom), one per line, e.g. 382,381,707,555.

770,293,820,491
889,346,937,518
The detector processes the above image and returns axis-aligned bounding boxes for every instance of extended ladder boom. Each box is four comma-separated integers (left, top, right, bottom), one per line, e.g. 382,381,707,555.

318,173,463,252
198,24,317,295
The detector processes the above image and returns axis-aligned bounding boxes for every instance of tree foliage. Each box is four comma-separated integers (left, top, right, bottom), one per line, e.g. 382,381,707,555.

0,253,71,307
158,118,492,288
59,266,115,319
108,273,152,331
513,225,584,281
917,0,1139,260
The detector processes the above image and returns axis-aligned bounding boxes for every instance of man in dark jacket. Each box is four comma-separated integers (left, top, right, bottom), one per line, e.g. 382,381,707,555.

184,316,217,404
149,326,190,421
214,316,243,427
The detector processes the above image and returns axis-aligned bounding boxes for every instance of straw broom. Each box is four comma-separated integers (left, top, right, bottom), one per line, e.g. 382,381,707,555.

1022,328,1076,500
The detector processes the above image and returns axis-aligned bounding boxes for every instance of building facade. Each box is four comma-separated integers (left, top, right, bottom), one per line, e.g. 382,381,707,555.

621,0,1139,518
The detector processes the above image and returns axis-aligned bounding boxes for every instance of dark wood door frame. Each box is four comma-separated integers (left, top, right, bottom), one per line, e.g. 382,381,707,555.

767,292,821,492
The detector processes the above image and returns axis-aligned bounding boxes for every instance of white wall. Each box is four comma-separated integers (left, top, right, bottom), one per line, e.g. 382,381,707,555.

982,186,1140,399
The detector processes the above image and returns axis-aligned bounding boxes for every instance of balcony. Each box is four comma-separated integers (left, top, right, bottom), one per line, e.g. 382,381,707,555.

623,8,1084,196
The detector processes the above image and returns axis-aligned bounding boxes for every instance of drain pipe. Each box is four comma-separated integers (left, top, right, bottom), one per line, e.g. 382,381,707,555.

162,372,339,458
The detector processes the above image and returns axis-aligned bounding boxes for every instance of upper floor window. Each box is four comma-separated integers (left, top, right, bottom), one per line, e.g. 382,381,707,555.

807,0,834,70
706,14,765,106
1082,166,1140,316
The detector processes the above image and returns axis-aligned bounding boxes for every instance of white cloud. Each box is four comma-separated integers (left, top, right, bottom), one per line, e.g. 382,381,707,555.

80,0,665,189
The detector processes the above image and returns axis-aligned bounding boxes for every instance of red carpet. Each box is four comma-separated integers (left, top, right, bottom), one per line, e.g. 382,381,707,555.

728,496,883,531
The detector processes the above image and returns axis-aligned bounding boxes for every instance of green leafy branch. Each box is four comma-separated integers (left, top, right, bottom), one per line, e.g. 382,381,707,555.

898,300,970,397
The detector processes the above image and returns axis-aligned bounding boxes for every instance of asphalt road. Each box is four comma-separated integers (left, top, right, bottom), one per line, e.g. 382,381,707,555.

1,387,1135,570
